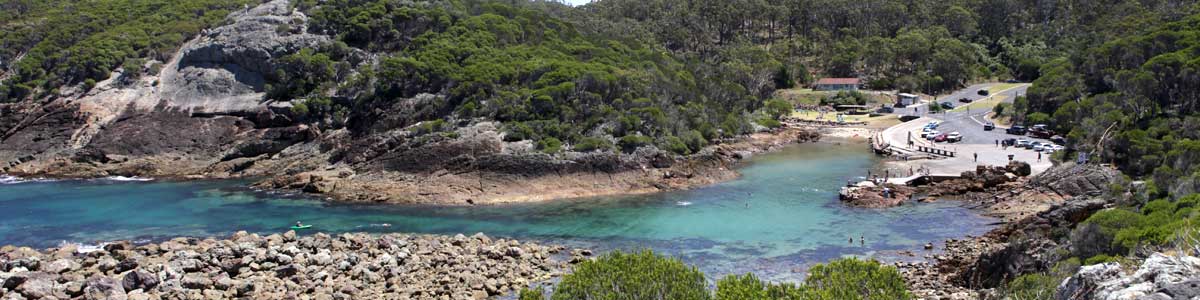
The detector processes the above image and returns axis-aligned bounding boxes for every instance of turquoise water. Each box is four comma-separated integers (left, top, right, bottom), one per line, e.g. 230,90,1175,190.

0,143,994,280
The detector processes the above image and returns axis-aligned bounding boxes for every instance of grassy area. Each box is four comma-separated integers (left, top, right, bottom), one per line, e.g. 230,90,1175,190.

774,88,830,106
790,110,900,127
774,88,896,107
985,83,1023,92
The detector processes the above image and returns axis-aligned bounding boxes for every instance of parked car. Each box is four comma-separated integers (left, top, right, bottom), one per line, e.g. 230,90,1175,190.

1050,135,1067,145
926,121,939,128
1007,125,1027,135
946,132,963,143
983,122,995,131
1002,138,1017,146
921,129,938,138
1033,143,1046,152
925,131,941,140
934,133,949,142
1016,139,1031,148
958,97,973,103
978,89,990,96
1029,124,1054,138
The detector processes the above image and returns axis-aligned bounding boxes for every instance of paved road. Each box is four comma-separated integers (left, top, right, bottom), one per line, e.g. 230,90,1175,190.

876,83,1056,181
895,83,1034,145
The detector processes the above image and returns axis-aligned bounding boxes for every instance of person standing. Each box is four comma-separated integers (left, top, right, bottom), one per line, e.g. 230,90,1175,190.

1038,152,1042,162
974,153,978,162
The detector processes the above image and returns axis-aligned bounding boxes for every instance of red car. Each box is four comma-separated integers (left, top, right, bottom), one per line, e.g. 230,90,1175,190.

934,133,949,142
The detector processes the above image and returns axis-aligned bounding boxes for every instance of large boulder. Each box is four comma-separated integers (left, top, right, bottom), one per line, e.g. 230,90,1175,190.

121,270,159,292
83,276,126,300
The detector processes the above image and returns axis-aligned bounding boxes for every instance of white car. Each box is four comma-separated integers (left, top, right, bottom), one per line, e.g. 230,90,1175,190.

946,132,963,142
1033,144,1046,152
1016,139,1031,148
925,130,940,140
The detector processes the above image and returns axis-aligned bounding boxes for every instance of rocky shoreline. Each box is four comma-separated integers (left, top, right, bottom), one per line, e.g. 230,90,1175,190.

894,162,1124,299
251,126,823,205
3,125,823,206
0,232,585,300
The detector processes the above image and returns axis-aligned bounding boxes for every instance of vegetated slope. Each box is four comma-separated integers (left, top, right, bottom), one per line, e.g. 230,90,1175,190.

285,0,788,155
0,0,256,101
0,0,803,205
1017,11,1200,197
571,0,1197,93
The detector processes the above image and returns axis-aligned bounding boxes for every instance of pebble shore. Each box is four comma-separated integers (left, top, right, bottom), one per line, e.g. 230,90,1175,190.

0,231,583,300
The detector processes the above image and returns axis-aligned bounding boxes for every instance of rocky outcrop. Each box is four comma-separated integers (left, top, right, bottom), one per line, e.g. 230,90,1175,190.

161,0,332,114
1056,253,1200,300
1028,162,1123,198
0,232,571,300
902,163,1126,299
923,165,1022,197
839,181,916,208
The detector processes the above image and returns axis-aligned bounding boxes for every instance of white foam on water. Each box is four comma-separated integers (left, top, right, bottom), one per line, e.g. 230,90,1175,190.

0,175,58,184
58,240,108,254
676,201,693,206
102,176,154,182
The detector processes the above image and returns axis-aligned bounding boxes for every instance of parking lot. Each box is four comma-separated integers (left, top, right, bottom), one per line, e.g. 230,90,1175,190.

877,83,1059,178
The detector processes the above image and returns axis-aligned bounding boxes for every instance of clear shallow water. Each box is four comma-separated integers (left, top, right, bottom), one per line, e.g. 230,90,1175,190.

0,143,994,281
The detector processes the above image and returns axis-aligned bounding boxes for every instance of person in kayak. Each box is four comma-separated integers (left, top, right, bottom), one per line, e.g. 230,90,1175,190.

295,221,303,227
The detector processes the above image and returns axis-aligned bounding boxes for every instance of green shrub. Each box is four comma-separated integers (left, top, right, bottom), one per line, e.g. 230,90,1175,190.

538,137,563,154
1079,195,1200,257
618,134,654,153
1084,254,1117,265
83,78,97,91
660,135,690,155
552,250,710,300
993,102,1009,116
803,258,911,300
764,98,794,119
715,258,909,300
519,288,545,300
756,117,783,129
1004,273,1058,300
412,119,447,136
573,136,614,152
716,273,807,300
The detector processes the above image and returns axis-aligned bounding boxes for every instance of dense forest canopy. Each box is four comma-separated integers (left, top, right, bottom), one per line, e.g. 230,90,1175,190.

2,0,1199,187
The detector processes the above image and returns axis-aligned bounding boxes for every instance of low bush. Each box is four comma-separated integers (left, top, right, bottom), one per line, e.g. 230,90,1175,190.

551,250,910,300
552,250,710,300
1079,194,1200,257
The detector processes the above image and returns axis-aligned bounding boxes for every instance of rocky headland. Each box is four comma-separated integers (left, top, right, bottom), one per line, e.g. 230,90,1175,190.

0,232,582,300
0,0,823,206
893,162,1151,299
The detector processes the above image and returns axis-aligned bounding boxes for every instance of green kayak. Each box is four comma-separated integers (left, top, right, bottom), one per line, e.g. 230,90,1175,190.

290,225,313,230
